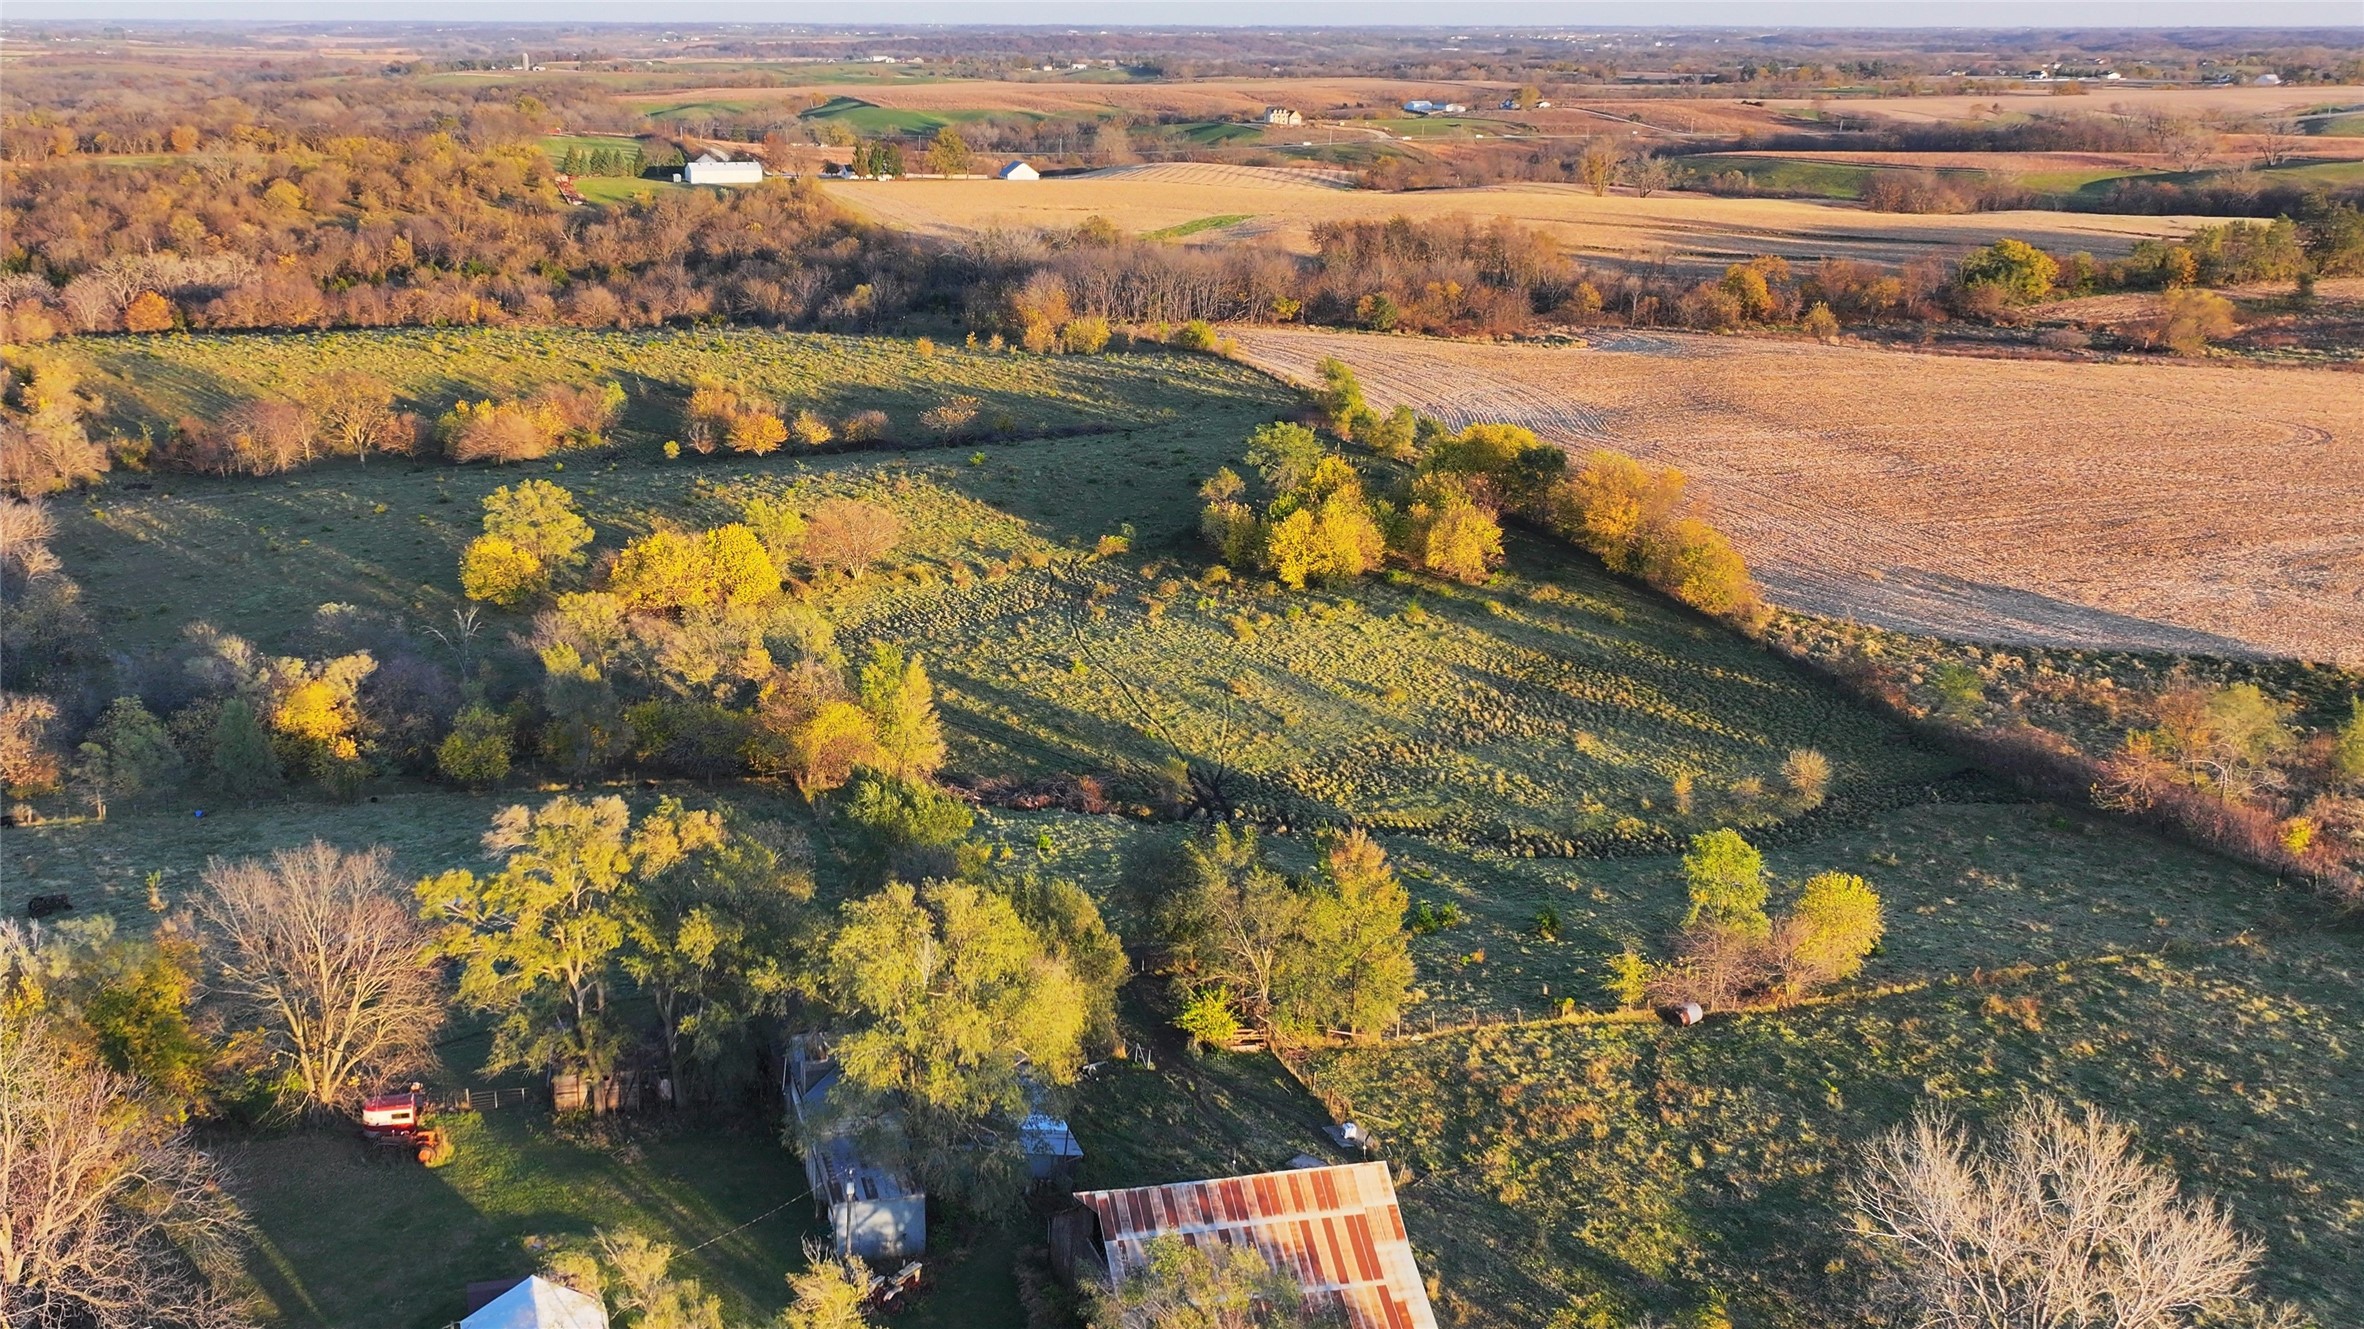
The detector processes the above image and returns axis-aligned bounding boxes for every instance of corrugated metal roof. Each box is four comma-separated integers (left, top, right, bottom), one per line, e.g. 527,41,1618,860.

1076,1162,1437,1329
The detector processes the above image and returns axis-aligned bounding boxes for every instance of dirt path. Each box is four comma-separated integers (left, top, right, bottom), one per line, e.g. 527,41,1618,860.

1237,328,2364,662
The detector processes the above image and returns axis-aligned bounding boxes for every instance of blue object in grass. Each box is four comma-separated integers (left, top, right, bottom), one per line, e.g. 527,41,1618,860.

193,809,205,818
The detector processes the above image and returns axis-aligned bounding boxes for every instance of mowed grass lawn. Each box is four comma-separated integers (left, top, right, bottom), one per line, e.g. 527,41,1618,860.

227,1111,823,1329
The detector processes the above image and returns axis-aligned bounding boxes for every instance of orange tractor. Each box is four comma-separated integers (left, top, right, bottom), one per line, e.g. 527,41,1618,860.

361,1087,454,1166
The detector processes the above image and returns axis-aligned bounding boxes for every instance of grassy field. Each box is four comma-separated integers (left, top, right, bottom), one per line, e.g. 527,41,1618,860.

17,327,2363,1326
1142,213,1255,240
47,329,1944,847
1314,914,2363,1325
1236,327,2364,663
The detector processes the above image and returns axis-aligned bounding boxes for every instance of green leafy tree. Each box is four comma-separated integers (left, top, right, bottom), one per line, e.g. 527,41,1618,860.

1244,422,1324,495
857,644,946,780
1309,358,1367,438
988,871,1127,1054
1277,830,1413,1042
538,644,633,782
844,769,974,880
418,795,723,1084
624,820,812,1104
460,535,547,606
1958,237,2060,303
818,879,1089,1210
437,702,513,786
206,696,283,800
1780,871,1883,990
925,125,972,176
1152,825,1406,1045
2332,697,2364,787
483,480,594,570
70,697,183,814
1682,828,1769,938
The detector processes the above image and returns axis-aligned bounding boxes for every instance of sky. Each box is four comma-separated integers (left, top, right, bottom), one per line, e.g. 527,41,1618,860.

12,1,2363,24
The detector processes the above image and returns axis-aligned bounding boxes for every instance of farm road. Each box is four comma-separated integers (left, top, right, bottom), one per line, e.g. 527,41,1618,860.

1237,328,2364,662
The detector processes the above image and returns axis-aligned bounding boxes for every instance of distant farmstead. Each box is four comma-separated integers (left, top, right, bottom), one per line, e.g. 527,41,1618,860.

1056,1162,1438,1329
1263,106,1304,126
683,152,763,186
997,160,1041,181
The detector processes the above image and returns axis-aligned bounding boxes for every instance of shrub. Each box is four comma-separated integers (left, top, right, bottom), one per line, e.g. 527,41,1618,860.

726,411,789,456
1802,302,1840,341
1170,319,1220,352
740,494,806,568
1781,748,1832,807
1060,316,1111,354
1604,948,1651,1010
839,409,890,442
788,410,834,447
439,398,567,464
920,395,982,439
2128,288,2237,355
1176,986,1242,1050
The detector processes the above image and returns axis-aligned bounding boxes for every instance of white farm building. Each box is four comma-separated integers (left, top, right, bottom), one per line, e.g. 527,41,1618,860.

683,153,763,186
996,160,1041,181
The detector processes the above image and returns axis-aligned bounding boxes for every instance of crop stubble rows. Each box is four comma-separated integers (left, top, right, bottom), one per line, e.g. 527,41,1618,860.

1238,328,2364,662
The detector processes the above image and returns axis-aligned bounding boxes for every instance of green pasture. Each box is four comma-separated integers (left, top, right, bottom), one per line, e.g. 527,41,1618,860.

1169,121,1266,146
1315,916,2362,1325
537,133,647,158
1142,213,1254,240
796,95,1011,136
639,98,763,120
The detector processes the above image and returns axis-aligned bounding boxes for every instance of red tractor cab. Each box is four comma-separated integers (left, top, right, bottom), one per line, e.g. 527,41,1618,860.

361,1087,451,1165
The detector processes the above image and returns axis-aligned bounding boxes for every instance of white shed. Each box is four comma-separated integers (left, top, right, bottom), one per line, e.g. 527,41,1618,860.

685,155,764,186
461,1276,608,1329
996,160,1041,181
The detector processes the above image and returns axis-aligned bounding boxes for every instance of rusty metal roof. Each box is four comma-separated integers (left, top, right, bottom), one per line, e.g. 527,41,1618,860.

1075,1162,1438,1329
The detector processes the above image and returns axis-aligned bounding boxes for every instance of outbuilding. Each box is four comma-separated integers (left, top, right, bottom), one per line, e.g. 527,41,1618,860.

460,1276,608,1329
996,160,1041,181
1055,1162,1438,1329
684,152,763,186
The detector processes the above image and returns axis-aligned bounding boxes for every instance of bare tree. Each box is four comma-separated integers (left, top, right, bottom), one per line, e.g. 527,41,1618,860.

2252,117,2302,169
0,1020,251,1329
198,841,445,1116
802,498,904,580
1846,1096,2259,1329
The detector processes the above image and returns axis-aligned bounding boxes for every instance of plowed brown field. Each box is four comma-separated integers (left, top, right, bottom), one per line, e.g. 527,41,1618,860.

1237,328,2364,661
825,165,2205,271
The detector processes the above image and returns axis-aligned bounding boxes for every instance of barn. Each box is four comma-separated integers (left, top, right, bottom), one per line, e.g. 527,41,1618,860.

995,160,1041,181
1056,1162,1438,1329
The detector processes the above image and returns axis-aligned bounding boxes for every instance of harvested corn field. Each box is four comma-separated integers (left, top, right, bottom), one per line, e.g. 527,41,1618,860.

1237,328,2364,662
824,164,2205,271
